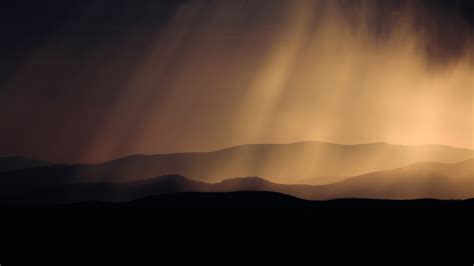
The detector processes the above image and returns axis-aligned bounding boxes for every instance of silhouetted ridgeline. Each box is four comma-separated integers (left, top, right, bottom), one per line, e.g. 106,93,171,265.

0,192,473,262
2,159,473,204
1,142,472,189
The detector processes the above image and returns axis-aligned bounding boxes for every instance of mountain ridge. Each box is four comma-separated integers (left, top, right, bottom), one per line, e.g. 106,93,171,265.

0,142,472,197
5,158,472,203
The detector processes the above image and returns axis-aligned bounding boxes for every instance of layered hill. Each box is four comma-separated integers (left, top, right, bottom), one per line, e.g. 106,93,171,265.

6,159,473,203
93,142,474,184
0,142,472,196
311,158,474,199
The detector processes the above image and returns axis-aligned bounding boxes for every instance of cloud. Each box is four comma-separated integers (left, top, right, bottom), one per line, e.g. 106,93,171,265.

0,0,472,162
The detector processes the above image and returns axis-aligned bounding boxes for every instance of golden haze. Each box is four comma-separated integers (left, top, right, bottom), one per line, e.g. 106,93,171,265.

0,0,472,163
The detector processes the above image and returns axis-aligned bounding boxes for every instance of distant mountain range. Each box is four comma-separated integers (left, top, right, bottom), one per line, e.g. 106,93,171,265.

1,142,472,196
5,158,473,203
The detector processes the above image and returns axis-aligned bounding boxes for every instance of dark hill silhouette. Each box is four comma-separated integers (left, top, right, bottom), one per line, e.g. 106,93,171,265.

7,159,473,203
0,142,472,196
128,191,309,208
8,175,315,204
1,192,474,262
126,191,474,209
0,156,49,172
8,174,209,203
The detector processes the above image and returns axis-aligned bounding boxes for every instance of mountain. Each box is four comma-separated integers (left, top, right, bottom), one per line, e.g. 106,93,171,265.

7,158,473,203
0,142,472,195
0,156,49,172
310,158,474,200
8,175,312,204
9,174,209,203
92,142,474,184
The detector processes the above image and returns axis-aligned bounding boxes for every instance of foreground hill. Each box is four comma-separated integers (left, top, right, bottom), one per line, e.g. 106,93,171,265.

1,192,474,262
0,142,472,195
6,159,473,203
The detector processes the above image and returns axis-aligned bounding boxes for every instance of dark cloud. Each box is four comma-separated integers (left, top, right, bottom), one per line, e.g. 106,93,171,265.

0,0,472,64
334,0,473,64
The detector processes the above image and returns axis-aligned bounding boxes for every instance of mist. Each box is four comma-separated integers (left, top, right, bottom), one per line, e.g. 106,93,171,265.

0,0,472,162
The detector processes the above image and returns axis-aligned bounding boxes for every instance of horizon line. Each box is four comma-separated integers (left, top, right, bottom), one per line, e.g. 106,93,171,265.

4,139,471,164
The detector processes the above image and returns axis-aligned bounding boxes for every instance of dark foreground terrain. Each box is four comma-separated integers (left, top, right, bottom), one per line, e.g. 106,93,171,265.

1,192,474,264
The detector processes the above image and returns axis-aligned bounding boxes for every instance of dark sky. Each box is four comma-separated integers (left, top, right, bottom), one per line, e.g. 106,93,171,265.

1,0,472,62
0,0,473,162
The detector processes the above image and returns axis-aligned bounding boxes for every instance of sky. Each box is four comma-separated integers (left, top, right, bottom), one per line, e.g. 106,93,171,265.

0,0,473,163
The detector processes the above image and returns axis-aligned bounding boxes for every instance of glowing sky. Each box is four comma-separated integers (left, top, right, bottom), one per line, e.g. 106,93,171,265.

0,0,472,162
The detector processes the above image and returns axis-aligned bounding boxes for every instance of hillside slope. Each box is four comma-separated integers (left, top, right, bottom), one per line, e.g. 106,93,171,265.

0,142,472,194
7,159,473,203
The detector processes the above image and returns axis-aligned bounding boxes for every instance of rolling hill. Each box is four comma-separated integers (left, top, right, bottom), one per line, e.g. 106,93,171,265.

93,142,474,184
0,142,472,196
311,158,474,199
6,159,473,203
3,192,474,261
